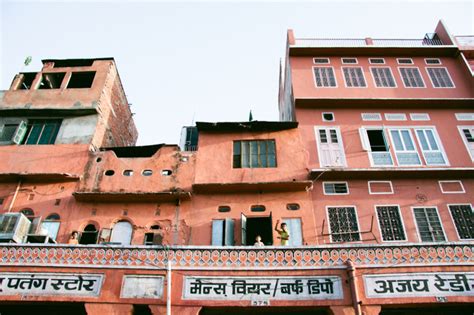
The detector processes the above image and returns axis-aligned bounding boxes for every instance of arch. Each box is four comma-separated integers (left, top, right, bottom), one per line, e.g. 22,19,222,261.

110,220,133,245
45,213,60,221
20,208,34,219
41,213,61,240
79,223,99,245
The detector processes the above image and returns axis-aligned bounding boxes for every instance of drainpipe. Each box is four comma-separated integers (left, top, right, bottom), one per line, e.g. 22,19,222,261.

8,179,22,213
346,259,362,315
167,254,172,315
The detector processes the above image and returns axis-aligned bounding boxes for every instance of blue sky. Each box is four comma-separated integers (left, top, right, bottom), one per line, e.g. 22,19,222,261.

1,0,473,145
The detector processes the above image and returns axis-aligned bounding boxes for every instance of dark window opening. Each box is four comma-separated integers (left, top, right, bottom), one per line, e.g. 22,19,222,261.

67,71,96,88
20,208,35,220
18,72,37,90
38,72,65,89
144,232,163,245
218,206,231,213
142,170,153,176
286,203,300,211
104,170,115,176
367,130,389,151
324,182,348,194
243,216,273,246
79,224,98,244
322,113,334,121
54,199,61,206
46,213,60,221
133,305,152,315
123,170,133,176
251,205,266,212
21,119,61,145
0,124,20,142
161,169,172,176
53,59,94,68
0,198,4,205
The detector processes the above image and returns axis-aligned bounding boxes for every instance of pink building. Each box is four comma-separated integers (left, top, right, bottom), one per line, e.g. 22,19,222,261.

0,20,472,315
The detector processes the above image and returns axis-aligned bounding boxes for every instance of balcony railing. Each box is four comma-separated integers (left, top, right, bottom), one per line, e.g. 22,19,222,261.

293,38,446,48
0,242,472,270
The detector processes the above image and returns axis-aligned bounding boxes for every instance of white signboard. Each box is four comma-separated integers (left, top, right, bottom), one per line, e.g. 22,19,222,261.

364,272,474,298
183,276,343,301
121,275,164,299
0,272,103,297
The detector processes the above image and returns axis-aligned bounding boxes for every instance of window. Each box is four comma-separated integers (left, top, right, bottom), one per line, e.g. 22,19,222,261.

397,58,413,64
0,121,28,144
40,214,60,240
415,128,447,165
282,218,303,246
413,207,446,242
368,181,393,194
327,206,360,243
371,67,396,87
313,67,337,87
389,129,421,165
369,58,385,64
455,113,474,121
250,205,266,212
233,140,276,168
322,112,334,122
212,219,234,246
425,58,441,65
458,126,474,161
315,127,346,167
79,224,98,245
286,203,300,211
449,204,474,240
110,220,133,245
123,170,133,176
341,58,357,64
67,71,96,88
17,72,37,90
410,113,430,121
104,170,115,176
376,206,406,241
426,67,454,88
22,119,61,145
359,128,393,166
323,182,349,195
38,73,65,89
385,113,407,121
399,67,425,87
439,181,465,194
313,58,329,64
161,170,172,176
218,206,231,213
342,67,366,87
144,225,163,245
142,170,153,176
361,113,382,121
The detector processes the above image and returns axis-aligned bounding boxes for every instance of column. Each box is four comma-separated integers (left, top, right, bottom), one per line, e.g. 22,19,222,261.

149,305,202,315
85,303,133,315
330,306,356,315
362,305,382,315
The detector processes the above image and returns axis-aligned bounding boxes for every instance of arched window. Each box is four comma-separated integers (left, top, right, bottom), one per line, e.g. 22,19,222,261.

110,220,133,245
144,224,163,245
79,224,98,245
41,213,61,240
20,208,35,220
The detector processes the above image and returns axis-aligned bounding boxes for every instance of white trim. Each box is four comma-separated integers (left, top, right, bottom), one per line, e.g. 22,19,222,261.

447,203,474,240
322,181,349,195
457,125,474,161
424,58,442,65
361,113,382,121
397,67,426,88
455,113,474,121
341,66,367,88
385,113,407,121
369,58,385,65
341,57,358,64
360,126,394,167
409,113,430,121
397,58,414,65
312,66,338,88
368,181,394,195
313,57,330,64
411,206,447,243
369,66,398,88
322,112,335,122
374,205,407,242
388,128,422,166
438,180,465,194
314,126,347,168
425,67,456,89
413,127,450,166
325,205,361,243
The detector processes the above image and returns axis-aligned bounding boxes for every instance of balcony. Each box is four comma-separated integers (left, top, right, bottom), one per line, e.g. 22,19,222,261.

293,38,445,48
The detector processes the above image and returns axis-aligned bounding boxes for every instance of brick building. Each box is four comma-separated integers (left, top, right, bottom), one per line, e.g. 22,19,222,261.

0,20,472,315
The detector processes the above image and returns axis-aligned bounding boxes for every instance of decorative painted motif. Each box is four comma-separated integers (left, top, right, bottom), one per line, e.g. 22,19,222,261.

0,244,472,270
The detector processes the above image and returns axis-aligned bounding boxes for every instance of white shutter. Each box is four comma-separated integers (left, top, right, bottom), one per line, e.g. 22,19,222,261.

359,128,369,151
111,221,133,245
12,120,28,144
224,218,234,246
241,213,247,245
212,220,224,246
282,218,303,246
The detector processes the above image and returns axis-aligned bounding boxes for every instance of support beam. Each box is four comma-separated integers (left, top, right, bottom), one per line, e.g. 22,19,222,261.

85,303,133,315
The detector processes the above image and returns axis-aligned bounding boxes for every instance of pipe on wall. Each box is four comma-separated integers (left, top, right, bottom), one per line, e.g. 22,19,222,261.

346,259,362,315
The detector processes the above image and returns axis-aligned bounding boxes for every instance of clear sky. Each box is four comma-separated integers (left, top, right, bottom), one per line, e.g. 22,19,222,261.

1,0,473,145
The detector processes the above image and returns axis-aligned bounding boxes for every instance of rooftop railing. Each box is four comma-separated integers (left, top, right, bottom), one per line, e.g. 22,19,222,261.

293,38,446,48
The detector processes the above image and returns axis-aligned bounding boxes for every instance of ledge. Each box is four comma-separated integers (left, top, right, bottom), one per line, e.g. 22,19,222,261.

310,167,474,180
73,191,191,202
295,98,474,108
196,121,298,132
192,180,313,194
289,45,459,57
0,172,80,182
0,107,99,117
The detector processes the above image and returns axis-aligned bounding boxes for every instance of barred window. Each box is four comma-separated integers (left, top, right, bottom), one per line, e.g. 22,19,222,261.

376,206,406,241
426,68,454,88
449,204,474,240
313,67,336,87
233,140,276,168
371,67,396,87
413,207,446,242
328,206,360,242
323,182,348,194
342,67,366,87
399,68,425,87
369,58,385,64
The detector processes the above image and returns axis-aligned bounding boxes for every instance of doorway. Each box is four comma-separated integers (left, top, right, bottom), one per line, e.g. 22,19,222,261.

241,213,273,246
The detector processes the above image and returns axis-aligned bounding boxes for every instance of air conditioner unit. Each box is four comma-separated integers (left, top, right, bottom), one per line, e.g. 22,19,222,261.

25,234,56,244
0,213,31,243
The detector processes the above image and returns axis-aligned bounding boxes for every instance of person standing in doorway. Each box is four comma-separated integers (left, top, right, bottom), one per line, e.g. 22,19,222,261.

275,220,290,246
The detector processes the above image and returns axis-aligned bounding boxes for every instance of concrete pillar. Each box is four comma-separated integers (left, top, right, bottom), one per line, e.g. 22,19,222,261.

149,305,201,315
85,303,133,315
362,305,382,315
330,306,356,315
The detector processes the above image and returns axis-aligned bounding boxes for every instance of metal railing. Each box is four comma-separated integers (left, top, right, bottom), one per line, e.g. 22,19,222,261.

294,38,445,48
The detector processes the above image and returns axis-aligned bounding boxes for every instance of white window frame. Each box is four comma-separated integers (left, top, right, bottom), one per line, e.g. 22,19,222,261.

361,113,382,121
312,66,338,88
388,128,422,166
438,180,465,194
410,113,430,121
385,113,407,121
325,205,362,243
369,58,385,64
368,181,394,195
398,67,426,88
397,58,414,65
455,113,474,121
314,126,347,168
411,206,447,243
374,204,407,243
424,58,441,65
425,67,455,89
341,66,367,88
341,57,358,64
414,127,449,166
447,203,474,240
359,126,394,167
323,181,349,195
313,57,330,64
457,125,474,161
370,66,397,88
322,112,335,122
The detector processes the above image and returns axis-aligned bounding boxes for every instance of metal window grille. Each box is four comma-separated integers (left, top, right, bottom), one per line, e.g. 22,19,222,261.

449,205,474,239
371,68,396,87
313,67,336,87
376,206,406,241
328,207,360,242
427,68,454,87
399,68,425,87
